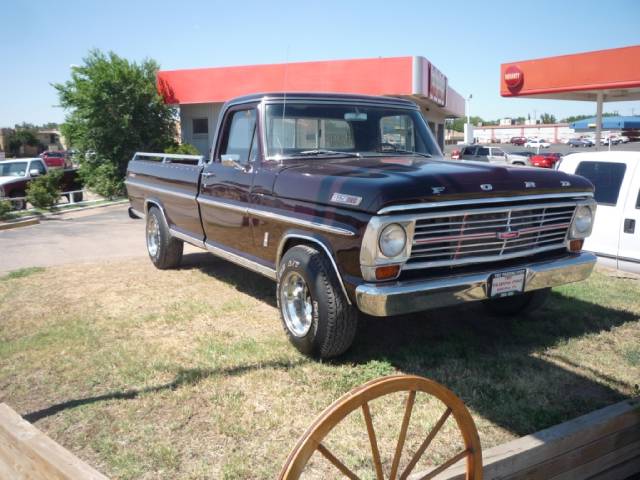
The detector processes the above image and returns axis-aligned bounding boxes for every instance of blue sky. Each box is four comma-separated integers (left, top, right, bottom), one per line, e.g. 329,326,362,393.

2,0,639,127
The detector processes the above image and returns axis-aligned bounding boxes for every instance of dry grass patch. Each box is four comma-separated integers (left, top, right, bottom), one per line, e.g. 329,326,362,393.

0,255,638,479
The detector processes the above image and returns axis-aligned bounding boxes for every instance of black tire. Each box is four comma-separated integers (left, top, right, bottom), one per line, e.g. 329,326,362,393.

9,192,26,210
277,245,358,359
482,288,550,316
146,206,183,269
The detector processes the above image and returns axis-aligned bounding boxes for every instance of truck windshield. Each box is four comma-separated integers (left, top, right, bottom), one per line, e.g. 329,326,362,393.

264,103,440,159
0,162,28,177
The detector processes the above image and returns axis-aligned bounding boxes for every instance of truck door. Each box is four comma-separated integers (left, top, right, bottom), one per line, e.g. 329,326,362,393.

574,160,630,264
617,161,640,273
198,105,258,255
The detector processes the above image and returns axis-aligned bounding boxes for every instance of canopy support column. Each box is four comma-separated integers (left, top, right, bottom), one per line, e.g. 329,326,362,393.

595,92,603,151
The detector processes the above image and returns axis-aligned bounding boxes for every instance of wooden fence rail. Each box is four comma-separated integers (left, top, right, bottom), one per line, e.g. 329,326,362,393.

419,396,640,480
0,403,107,480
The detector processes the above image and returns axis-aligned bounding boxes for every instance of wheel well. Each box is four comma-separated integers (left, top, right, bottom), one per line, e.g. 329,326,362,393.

277,234,352,305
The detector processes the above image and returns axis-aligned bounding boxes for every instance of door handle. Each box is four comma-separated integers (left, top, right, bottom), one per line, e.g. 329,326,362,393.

202,172,215,178
624,218,636,234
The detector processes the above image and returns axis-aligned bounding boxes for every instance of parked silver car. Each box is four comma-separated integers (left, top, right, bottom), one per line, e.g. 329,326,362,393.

459,145,530,166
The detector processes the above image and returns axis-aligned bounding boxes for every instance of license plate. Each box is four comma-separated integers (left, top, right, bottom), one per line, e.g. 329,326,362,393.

489,269,526,298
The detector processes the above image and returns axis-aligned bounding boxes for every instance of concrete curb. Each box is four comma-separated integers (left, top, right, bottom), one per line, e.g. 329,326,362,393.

0,218,40,231
0,199,127,230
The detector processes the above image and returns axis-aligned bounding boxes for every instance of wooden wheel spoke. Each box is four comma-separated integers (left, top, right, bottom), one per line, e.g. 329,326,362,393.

317,443,360,480
399,407,452,480
389,390,416,480
361,402,384,480
416,449,470,480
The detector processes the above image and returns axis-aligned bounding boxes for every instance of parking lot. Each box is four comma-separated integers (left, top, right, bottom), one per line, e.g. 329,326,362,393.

443,139,640,158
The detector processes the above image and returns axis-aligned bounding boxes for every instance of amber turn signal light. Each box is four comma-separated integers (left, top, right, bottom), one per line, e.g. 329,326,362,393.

569,239,584,252
375,265,400,280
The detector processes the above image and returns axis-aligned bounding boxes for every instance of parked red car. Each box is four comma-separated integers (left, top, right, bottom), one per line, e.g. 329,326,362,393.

39,151,68,168
531,152,562,169
510,136,527,146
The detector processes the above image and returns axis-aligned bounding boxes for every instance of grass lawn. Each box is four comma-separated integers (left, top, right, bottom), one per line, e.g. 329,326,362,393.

1,255,639,479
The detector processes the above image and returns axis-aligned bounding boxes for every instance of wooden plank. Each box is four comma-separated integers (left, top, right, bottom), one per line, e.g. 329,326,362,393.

512,424,640,479
419,397,640,480
588,454,640,480
0,403,108,480
550,440,640,480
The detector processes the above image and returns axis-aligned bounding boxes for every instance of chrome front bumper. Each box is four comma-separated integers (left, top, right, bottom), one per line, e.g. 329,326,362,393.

355,252,597,317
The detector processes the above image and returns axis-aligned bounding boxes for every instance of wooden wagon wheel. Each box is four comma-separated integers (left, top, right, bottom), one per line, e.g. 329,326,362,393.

279,375,482,480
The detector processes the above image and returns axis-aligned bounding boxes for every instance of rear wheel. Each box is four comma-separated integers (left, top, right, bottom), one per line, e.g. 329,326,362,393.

277,245,358,359
146,206,183,269
483,288,550,316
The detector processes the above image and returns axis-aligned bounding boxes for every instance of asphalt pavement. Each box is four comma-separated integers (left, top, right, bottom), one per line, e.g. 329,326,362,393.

0,205,149,274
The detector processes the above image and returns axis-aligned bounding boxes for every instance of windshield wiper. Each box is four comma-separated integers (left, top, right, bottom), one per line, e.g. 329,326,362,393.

297,149,361,158
387,149,432,158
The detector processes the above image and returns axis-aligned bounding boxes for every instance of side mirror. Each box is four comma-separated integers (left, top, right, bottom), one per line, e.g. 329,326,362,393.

29,169,41,177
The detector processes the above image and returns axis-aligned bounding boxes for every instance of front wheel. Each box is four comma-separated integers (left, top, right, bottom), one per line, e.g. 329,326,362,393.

277,245,358,359
482,288,550,316
146,206,183,269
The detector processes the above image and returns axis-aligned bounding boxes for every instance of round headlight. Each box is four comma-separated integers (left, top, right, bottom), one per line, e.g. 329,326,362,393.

573,205,593,234
379,223,407,257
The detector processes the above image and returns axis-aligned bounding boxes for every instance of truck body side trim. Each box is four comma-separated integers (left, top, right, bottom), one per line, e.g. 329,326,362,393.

205,241,277,280
197,196,356,236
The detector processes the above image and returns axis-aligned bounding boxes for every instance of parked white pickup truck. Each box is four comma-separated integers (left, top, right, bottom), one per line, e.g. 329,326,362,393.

558,151,640,273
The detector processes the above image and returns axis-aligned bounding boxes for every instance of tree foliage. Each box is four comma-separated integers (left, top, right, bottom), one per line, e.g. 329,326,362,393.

165,143,200,155
561,112,619,124
539,113,557,124
54,50,177,197
7,129,43,157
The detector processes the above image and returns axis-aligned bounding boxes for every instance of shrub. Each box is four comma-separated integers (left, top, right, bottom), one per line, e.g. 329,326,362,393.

0,200,11,218
165,143,201,155
26,169,63,209
79,160,122,199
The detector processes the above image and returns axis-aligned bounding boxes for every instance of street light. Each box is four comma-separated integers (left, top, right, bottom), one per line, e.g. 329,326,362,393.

465,94,473,144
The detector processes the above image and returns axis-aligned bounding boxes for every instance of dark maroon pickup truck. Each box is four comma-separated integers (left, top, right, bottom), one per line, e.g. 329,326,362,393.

0,158,83,209
126,93,597,358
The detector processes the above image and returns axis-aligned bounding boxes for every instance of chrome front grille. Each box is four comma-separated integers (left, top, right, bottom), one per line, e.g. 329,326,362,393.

405,202,576,269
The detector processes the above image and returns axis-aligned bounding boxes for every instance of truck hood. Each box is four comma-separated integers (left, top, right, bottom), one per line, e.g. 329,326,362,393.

0,176,24,186
272,156,593,213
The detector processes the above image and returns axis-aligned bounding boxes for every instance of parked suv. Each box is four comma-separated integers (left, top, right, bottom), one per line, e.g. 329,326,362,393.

459,145,529,165
510,136,527,146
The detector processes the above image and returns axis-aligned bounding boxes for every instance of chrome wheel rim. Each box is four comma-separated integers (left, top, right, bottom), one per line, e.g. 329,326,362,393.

280,271,313,337
146,215,160,257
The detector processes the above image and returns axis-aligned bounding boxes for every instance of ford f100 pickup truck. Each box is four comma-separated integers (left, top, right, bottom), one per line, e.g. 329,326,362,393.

126,93,597,358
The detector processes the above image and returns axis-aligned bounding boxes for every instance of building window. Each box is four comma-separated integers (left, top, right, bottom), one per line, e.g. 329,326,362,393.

193,118,208,135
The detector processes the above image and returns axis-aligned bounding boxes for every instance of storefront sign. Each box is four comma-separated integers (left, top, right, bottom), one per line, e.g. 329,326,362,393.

428,64,447,107
504,65,524,89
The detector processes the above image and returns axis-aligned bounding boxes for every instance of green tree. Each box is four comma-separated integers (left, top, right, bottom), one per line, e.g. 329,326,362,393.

561,112,620,123
7,129,41,157
449,116,485,132
54,50,177,197
539,113,557,124
165,143,200,155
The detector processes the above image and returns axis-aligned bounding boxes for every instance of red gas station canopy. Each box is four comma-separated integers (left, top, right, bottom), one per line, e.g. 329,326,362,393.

500,45,640,101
